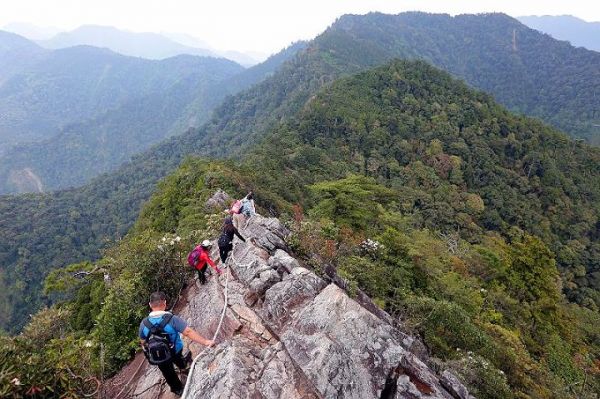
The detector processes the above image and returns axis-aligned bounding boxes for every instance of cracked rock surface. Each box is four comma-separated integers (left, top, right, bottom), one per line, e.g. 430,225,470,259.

111,212,474,399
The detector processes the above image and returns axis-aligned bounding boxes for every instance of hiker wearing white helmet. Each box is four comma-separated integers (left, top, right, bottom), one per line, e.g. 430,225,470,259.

187,240,221,285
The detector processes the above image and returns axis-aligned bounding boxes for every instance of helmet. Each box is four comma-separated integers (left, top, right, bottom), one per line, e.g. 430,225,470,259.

201,239,212,248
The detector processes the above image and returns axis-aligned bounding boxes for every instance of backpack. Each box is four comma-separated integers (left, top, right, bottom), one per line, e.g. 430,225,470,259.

218,233,231,248
187,246,203,268
240,199,252,216
142,314,174,366
230,200,242,214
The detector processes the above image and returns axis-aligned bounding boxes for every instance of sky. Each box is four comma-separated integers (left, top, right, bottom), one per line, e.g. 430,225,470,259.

1,0,598,56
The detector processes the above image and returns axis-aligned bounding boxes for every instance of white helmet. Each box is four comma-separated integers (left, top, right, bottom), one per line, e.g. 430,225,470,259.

201,239,212,248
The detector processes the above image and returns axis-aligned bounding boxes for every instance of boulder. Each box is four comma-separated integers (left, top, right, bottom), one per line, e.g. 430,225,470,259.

268,249,301,275
440,370,474,399
205,189,231,211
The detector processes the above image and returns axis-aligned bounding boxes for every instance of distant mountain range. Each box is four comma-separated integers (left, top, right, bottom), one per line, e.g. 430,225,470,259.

1,12,599,336
0,31,303,194
0,31,242,153
3,23,266,65
518,15,600,52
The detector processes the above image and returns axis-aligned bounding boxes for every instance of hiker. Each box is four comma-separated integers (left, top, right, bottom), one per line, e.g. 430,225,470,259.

188,240,221,285
218,215,245,263
139,291,214,396
231,191,256,229
241,191,256,218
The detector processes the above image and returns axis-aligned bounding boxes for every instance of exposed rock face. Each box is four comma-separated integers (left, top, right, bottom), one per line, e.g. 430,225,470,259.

205,189,232,211
112,209,474,399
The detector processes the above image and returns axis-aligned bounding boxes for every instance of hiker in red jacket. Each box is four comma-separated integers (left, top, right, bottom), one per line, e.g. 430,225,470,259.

189,240,221,285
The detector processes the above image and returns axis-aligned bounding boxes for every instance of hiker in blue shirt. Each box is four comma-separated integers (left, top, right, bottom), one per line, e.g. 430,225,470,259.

139,291,214,396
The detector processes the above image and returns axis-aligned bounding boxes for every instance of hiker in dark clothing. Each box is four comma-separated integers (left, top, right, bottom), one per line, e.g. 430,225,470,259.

218,215,245,263
139,292,214,396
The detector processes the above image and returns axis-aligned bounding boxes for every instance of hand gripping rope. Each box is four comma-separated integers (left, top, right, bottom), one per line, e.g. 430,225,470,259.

116,237,253,399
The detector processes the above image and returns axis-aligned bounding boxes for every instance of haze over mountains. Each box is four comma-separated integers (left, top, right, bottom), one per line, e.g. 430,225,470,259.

518,15,600,52
3,23,266,65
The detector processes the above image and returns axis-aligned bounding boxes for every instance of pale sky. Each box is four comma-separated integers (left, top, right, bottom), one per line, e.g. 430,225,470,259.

1,0,598,55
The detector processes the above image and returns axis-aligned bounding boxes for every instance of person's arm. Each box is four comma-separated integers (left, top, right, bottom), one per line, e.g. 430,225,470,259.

233,227,245,242
182,327,214,347
201,252,221,273
138,323,148,351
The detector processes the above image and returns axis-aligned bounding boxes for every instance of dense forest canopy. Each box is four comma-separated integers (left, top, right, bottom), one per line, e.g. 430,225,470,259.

0,11,599,336
3,60,598,398
0,31,245,194
0,41,308,333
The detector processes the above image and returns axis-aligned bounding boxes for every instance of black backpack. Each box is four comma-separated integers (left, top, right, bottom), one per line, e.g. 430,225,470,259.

142,313,174,366
218,233,231,248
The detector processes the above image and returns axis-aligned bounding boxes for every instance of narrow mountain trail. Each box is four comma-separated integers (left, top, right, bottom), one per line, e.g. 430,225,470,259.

105,209,474,399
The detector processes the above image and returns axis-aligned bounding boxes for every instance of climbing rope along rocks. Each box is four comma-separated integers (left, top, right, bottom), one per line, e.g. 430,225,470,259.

180,238,255,399
180,257,230,399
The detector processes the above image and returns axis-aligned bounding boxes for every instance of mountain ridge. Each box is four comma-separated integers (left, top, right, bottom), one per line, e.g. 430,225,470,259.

37,24,217,59
518,15,600,52
1,56,598,398
1,11,599,336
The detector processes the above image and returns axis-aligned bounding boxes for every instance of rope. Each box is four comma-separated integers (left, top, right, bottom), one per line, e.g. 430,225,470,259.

115,234,251,399
180,264,230,399
180,235,254,398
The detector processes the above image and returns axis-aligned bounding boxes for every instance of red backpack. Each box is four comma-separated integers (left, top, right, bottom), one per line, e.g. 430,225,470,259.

187,246,204,268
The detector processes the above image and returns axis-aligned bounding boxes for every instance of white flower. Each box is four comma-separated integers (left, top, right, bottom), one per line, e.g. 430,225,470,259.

170,240,175,245
162,237,167,242
175,236,181,242
11,378,21,386
480,288,487,293
84,340,93,348
158,245,164,250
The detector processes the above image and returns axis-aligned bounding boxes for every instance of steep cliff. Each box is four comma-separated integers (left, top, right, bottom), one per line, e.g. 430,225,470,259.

107,208,473,399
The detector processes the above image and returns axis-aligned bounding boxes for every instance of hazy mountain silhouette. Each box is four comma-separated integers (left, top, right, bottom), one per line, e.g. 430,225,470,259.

38,25,217,59
518,15,600,52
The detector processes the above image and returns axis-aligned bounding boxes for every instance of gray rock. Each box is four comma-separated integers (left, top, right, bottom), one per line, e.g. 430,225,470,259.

205,189,232,211
242,215,289,253
440,370,473,399
260,267,327,330
392,354,454,399
184,338,319,399
268,249,301,275
270,283,407,399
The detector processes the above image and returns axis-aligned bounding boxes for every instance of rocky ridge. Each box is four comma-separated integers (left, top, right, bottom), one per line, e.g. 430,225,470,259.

112,192,474,399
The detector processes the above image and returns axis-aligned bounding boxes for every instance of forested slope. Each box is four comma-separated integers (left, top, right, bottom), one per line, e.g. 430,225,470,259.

325,12,600,143
3,60,598,399
0,42,307,332
0,57,240,192
1,11,599,333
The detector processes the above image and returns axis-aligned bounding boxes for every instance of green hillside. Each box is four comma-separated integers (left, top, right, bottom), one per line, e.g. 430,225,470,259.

3,60,598,399
327,12,600,144
0,42,308,332
1,11,599,334
0,57,239,192
0,43,309,194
